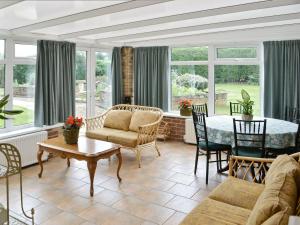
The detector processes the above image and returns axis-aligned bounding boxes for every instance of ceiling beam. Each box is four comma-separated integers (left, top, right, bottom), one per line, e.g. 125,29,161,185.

95,13,300,42
59,0,300,39
10,0,172,33
0,0,22,9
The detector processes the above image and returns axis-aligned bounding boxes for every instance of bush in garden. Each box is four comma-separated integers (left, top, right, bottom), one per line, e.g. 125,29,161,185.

176,73,208,90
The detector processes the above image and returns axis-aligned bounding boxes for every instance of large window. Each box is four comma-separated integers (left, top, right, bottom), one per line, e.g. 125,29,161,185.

171,47,208,111
95,51,111,115
75,50,87,117
170,46,261,115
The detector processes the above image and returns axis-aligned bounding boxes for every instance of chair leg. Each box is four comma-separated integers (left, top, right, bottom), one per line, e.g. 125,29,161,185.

194,147,200,175
206,152,209,184
216,151,220,172
154,141,161,157
135,148,142,168
218,151,222,171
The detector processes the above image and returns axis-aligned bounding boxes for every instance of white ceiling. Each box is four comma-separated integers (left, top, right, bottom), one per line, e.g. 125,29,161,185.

0,0,299,46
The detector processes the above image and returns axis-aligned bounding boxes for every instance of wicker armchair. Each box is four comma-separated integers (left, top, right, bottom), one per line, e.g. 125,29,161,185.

86,104,164,167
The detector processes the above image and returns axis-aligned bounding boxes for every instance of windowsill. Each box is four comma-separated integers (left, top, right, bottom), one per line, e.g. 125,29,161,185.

164,112,192,119
0,123,63,140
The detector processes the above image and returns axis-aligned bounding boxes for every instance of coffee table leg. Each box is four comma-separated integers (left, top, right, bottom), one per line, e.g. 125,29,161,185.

37,149,44,178
67,158,70,167
116,151,122,182
87,160,97,197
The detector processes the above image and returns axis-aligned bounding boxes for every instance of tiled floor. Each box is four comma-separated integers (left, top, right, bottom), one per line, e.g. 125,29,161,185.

0,140,228,225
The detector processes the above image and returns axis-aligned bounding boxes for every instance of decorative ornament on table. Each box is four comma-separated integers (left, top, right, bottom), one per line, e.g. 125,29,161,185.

237,89,254,121
63,115,84,144
179,99,192,116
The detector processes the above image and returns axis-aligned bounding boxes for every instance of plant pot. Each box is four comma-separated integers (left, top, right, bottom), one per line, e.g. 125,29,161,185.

180,108,192,116
63,128,80,144
242,114,253,121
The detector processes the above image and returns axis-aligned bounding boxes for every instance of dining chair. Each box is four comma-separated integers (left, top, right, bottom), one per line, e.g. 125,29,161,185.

230,102,243,115
285,106,300,123
232,119,267,158
192,103,208,117
192,110,229,184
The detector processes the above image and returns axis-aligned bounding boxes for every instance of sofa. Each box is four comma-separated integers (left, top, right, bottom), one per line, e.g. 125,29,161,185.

85,104,163,167
180,153,300,225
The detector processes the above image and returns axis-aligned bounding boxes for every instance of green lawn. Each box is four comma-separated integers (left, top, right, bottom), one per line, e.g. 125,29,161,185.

215,83,260,116
0,106,34,128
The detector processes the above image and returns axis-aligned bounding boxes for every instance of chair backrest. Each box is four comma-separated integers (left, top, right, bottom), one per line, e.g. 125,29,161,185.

0,143,21,177
233,119,267,156
286,106,300,123
192,104,208,117
230,102,243,115
192,110,208,148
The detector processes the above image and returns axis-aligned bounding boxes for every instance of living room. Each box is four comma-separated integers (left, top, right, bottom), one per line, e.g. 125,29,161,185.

0,0,299,225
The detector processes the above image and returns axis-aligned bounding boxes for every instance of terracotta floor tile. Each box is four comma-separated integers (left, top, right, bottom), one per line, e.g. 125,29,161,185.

57,196,95,214
41,211,86,225
93,189,126,206
31,203,62,224
165,196,199,214
167,183,200,198
163,212,187,225
168,173,196,185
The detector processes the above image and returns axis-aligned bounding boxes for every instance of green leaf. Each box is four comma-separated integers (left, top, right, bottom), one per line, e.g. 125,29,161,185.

241,89,250,101
0,114,9,120
2,110,24,115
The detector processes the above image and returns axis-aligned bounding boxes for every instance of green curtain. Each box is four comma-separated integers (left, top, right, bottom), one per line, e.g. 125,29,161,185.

111,47,123,105
264,40,300,119
134,46,169,111
35,40,76,126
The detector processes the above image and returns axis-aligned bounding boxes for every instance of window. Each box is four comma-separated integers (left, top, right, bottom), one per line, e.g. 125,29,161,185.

15,44,37,59
95,51,111,115
0,65,4,128
0,40,4,60
75,50,87,117
216,47,257,59
171,47,208,111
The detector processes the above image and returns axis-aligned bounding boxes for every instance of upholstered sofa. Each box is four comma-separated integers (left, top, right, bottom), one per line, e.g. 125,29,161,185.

180,153,300,225
85,104,163,167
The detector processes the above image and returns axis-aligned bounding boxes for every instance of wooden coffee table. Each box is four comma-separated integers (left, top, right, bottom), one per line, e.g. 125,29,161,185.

37,136,122,196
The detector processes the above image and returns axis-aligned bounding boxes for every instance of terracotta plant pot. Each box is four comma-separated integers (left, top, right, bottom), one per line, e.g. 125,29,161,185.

180,108,192,116
242,114,253,121
63,128,80,144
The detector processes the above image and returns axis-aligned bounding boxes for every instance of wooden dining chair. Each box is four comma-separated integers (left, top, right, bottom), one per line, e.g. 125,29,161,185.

230,102,243,115
232,119,267,158
192,103,208,117
285,106,300,123
192,110,229,184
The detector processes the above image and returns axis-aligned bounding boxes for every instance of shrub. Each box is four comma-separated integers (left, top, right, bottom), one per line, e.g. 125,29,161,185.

176,73,208,90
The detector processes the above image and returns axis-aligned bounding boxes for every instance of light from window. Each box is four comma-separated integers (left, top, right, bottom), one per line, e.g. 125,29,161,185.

0,64,4,128
171,47,208,61
95,51,111,115
216,47,257,59
12,64,35,126
15,44,37,59
0,40,4,60
75,51,87,118
214,65,260,115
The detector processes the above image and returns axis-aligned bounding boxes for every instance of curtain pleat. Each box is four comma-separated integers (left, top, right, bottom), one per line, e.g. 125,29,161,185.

111,47,123,105
264,40,300,120
133,46,169,111
34,40,76,126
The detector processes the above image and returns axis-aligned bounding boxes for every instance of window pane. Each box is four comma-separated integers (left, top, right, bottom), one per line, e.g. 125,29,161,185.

171,65,208,111
0,65,4,128
217,47,257,59
171,47,208,61
95,51,111,115
13,64,35,126
75,51,87,117
214,65,260,115
0,40,4,60
15,44,37,59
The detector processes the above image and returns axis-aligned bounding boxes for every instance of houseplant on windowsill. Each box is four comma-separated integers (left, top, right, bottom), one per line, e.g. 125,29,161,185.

237,89,254,121
63,115,83,144
0,95,23,120
179,99,192,116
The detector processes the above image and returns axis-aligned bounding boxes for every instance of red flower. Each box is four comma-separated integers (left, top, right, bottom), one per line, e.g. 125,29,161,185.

66,115,74,125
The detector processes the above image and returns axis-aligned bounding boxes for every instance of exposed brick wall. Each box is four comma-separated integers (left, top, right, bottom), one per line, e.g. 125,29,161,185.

162,116,186,141
121,46,133,102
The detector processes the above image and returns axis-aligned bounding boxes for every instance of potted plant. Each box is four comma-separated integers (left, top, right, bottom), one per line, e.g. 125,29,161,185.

237,89,254,121
179,99,192,116
0,95,23,120
63,115,83,144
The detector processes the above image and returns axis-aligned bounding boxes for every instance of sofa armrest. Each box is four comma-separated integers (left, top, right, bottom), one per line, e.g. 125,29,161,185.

85,113,107,131
137,120,161,145
229,155,274,184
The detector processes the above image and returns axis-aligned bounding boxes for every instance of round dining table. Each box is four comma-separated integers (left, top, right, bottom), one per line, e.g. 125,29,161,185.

205,115,298,149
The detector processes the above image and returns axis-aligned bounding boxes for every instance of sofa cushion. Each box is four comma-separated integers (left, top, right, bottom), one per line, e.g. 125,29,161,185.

129,111,160,132
86,127,121,141
261,209,290,225
108,130,138,148
208,177,264,210
104,110,132,131
180,198,251,225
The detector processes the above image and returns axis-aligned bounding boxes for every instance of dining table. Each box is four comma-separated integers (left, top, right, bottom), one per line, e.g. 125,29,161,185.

204,115,299,149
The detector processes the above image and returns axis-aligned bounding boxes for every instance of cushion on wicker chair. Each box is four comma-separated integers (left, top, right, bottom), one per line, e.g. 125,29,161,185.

103,110,132,131
129,111,160,132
